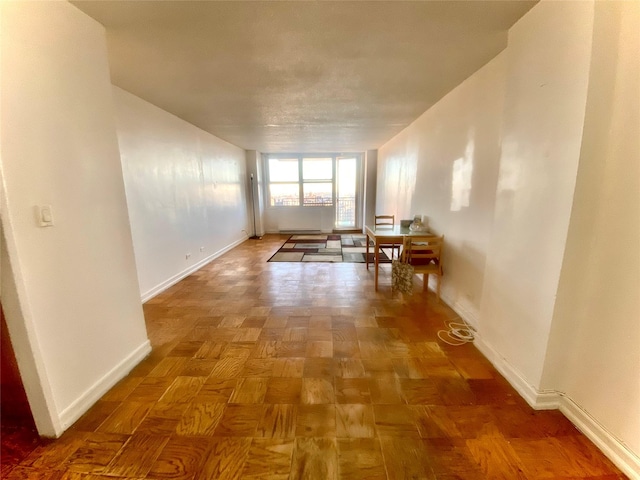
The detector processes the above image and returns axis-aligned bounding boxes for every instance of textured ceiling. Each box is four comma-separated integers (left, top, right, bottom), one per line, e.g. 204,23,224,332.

72,1,536,153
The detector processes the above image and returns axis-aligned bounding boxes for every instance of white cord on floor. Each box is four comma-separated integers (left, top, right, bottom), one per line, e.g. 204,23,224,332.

437,317,476,346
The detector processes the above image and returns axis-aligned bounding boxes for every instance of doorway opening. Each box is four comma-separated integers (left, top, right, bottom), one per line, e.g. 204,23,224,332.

1,305,42,471
336,155,359,229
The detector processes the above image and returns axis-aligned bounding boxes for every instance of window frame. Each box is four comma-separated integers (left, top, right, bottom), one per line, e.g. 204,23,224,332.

266,155,302,206
266,154,337,207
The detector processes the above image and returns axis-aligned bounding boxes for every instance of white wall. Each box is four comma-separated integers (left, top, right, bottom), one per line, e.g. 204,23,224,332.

0,2,149,436
542,0,640,462
113,87,250,300
264,205,336,233
363,149,378,230
376,0,639,474
478,0,594,387
377,53,506,324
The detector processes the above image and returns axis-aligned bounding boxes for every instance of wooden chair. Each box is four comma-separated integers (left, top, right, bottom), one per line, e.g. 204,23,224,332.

375,214,401,259
401,234,444,300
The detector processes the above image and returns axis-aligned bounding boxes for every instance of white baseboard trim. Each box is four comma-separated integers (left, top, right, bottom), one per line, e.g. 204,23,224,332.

474,335,640,479
473,335,556,409
57,340,151,434
140,236,248,303
559,395,640,479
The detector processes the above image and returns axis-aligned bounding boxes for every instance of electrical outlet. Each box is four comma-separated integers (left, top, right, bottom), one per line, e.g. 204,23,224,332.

200,247,205,252
186,253,191,259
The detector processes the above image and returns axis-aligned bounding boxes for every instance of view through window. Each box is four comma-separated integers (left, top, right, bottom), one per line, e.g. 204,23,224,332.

266,154,361,228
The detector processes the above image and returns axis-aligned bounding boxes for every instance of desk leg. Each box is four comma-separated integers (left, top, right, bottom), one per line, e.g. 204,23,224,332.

374,240,379,291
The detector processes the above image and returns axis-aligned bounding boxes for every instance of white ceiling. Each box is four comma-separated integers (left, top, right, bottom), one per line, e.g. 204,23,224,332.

72,0,537,153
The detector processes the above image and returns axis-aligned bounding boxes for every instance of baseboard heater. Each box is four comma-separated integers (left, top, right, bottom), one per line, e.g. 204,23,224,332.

278,229,322,234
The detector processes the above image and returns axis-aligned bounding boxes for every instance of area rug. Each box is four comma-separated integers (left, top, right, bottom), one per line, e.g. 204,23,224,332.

268,234,391,263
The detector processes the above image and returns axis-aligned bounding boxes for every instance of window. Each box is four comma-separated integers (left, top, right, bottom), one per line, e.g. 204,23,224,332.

265,153,363,229
267,155,335,207
302,157,332,206
268,157,300,206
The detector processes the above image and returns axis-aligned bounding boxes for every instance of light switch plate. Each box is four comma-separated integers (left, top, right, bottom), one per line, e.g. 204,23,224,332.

38,205,54,227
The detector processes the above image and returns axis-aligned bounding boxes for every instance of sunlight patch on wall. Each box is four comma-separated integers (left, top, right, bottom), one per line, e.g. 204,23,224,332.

496,140,523,193
450,138,475,211
383,150,417,217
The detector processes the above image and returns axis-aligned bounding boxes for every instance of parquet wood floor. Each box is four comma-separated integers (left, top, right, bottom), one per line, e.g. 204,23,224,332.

2,234,627,479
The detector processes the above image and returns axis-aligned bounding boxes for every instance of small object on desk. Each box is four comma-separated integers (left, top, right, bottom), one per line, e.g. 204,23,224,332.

409,219,429,232
400,219,412,228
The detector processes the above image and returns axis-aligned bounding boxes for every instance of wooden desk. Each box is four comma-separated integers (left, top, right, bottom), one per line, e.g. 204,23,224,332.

365,224,412,290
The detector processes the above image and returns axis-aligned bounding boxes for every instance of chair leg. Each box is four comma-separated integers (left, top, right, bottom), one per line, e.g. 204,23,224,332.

436,275,441,301
423,273,429,292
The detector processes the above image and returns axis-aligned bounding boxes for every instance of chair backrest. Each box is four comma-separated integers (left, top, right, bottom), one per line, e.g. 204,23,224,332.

375,215,395,227
401,235,444,269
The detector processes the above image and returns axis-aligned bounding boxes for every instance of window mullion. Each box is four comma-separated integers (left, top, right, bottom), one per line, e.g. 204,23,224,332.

333,155,337,206
298,156,303,205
